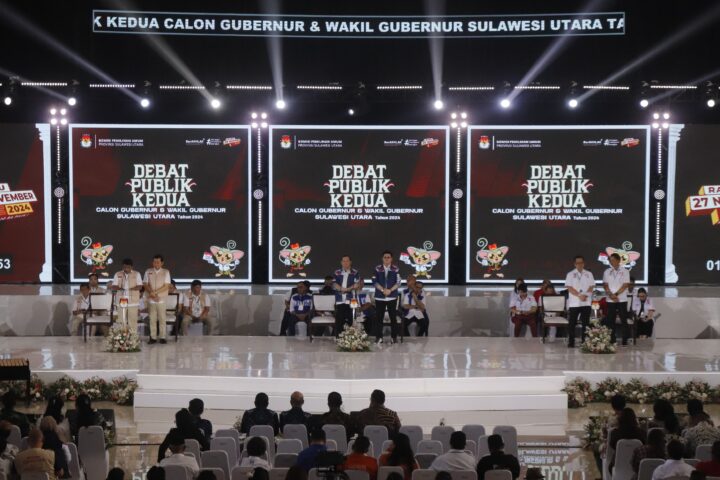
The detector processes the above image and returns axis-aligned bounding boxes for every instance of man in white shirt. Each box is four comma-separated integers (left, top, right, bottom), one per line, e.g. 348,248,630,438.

602,253,631,346
510,284,538,337
332,255,363,336
158,433,200,479
109,258,143,332
143,254,172,344
70,283,91,336
430,431,476,472
651,440,695,479
401,276,429,337
181,280,215,335
564,255,596,348
87,273,105,294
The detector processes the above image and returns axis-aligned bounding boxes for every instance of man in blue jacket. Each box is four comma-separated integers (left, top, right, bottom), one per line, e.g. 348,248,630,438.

372,251,402,344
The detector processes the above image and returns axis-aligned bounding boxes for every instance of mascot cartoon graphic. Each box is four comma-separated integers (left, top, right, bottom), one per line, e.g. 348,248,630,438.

80,236,113,276
475,238,509,278
203,240,245,278
400,241,442,279
278,237,311,277
598,241,641,270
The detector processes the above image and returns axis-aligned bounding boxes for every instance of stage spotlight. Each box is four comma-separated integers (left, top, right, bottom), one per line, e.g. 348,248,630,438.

60,108,67,115
652,122,660,129
460,121,468,128
348,108,355,116
210,98,222,109
662,122,669,129
60,118,67,125
251,122,258,129
50,118,57,125
662,112,670,120
568,98,579,109
653,113,660,120
433,99,444,110
500,98,511,109
251,112,258,119
3,96,12,106
50,108,57,115
708,98,717,108
450,112,457,119
460,112,467,119
67,97,77,106
261,112,268,119
140,98,151,109
640,99,649,108
275,99,286,110
450,121,458,128
261,122,268,128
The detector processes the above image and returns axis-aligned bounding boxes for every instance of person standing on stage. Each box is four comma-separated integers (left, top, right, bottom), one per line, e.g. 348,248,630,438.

565,255,595,348
603,252,631,346
143,254,172,344
373,251,401,344
109,258,143,333
333,255,364,336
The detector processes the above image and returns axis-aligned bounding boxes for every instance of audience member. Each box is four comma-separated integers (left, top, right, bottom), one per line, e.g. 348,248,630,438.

476,434,520,480
386,474,404,480
689,471,707,480
157,409,209,462
430,431,476,471
159,431,200,478
524,469,544,480
147,466,165,480
608,408,645,470
188,398,212,443
683,399,720,456
651,439,694,479
250,468,269,480
39,416,70,478
647,399,681,435
196,471,216,480
296,429,327,472
107,467,125,480
284,465,308,480
607,394,627,429
0,392,30,437
632,428,666,479
68,394,108,443
240,436,272,470
321,392,353,439
342,435,378,480
695,440,720,476
378,433,419,480
687,399,714,427
14,428,55,480
356,390,401,435
0,421,19,480
239,393,280,436
434,472,451,480
43,396,70,440
280,392,312,432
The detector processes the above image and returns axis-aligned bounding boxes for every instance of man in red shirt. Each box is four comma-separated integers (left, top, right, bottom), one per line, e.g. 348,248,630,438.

696,441,720,476
343,435,378,480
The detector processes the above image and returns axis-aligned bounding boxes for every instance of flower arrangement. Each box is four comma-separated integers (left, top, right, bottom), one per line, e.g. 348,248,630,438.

336,325,371,352
563,377,594,408
682,379,714,403
104,324,141,353
583,415,609,453
594,377,624,402
581,321,616,354
0,375,137,406
623,377,652,404
652,380,683,403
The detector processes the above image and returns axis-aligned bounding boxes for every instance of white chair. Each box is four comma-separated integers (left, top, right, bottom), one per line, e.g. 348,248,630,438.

269,469,289,480
347,439,374,458
484,471,512,480
378,466,405,480
612,438,643,480
202,450,232,480
83,292,114,342
450,472,477,480
540,295,568,343
283,424,309,448
326,439,338,451
323,424,348,454
211,437,239,467
414,453,437,469
186,439,202,467
417,440,443,456
308,468,320,480
465,440,477,459
7,425,20,448
231,466,254,480
461,425,486,444
78,426,109,480
696,444,713,461
381,440,393,455
163,464,191,480
411,469,437,480
274,453,298,468
216,428,241,443
638,458,664,480
65,442,83,480
309,295,336,341
492,426,518,458
165,293,181,341
249,425,277,459
684,458,699,467
477,436,489,459
201,468,226,480
277,439,304,455
345,471,370,480
364,425,389,459
431,426,455,453
399,425,423,452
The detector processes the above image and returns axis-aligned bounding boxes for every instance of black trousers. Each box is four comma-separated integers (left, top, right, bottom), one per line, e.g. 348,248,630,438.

567,306,591,347
636,318,654,337
403,312,430,337
374,300,398,340
287,313,309,336
279,310,291,336
335,304,353,336
604,301,629,344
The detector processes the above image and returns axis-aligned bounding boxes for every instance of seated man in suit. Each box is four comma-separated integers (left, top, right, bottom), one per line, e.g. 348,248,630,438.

280,391,312,432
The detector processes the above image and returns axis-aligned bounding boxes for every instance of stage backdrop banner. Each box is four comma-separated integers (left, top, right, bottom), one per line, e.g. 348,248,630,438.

69,124,251,282
0,124,52,283
467,126,650,284
666,125,720,284
269,125,449,283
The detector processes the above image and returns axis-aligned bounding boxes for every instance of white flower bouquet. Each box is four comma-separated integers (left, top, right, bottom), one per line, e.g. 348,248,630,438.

581,321,616,354
336,325,371,352
104,324,141,353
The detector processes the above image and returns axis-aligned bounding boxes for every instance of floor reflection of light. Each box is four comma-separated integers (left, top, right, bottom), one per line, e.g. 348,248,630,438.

663,353,677,371
41,349,54,369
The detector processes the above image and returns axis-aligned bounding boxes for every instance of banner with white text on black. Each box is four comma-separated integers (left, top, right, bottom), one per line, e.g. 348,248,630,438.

269,126,449,283
466,126,650,284
69,124,251,283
